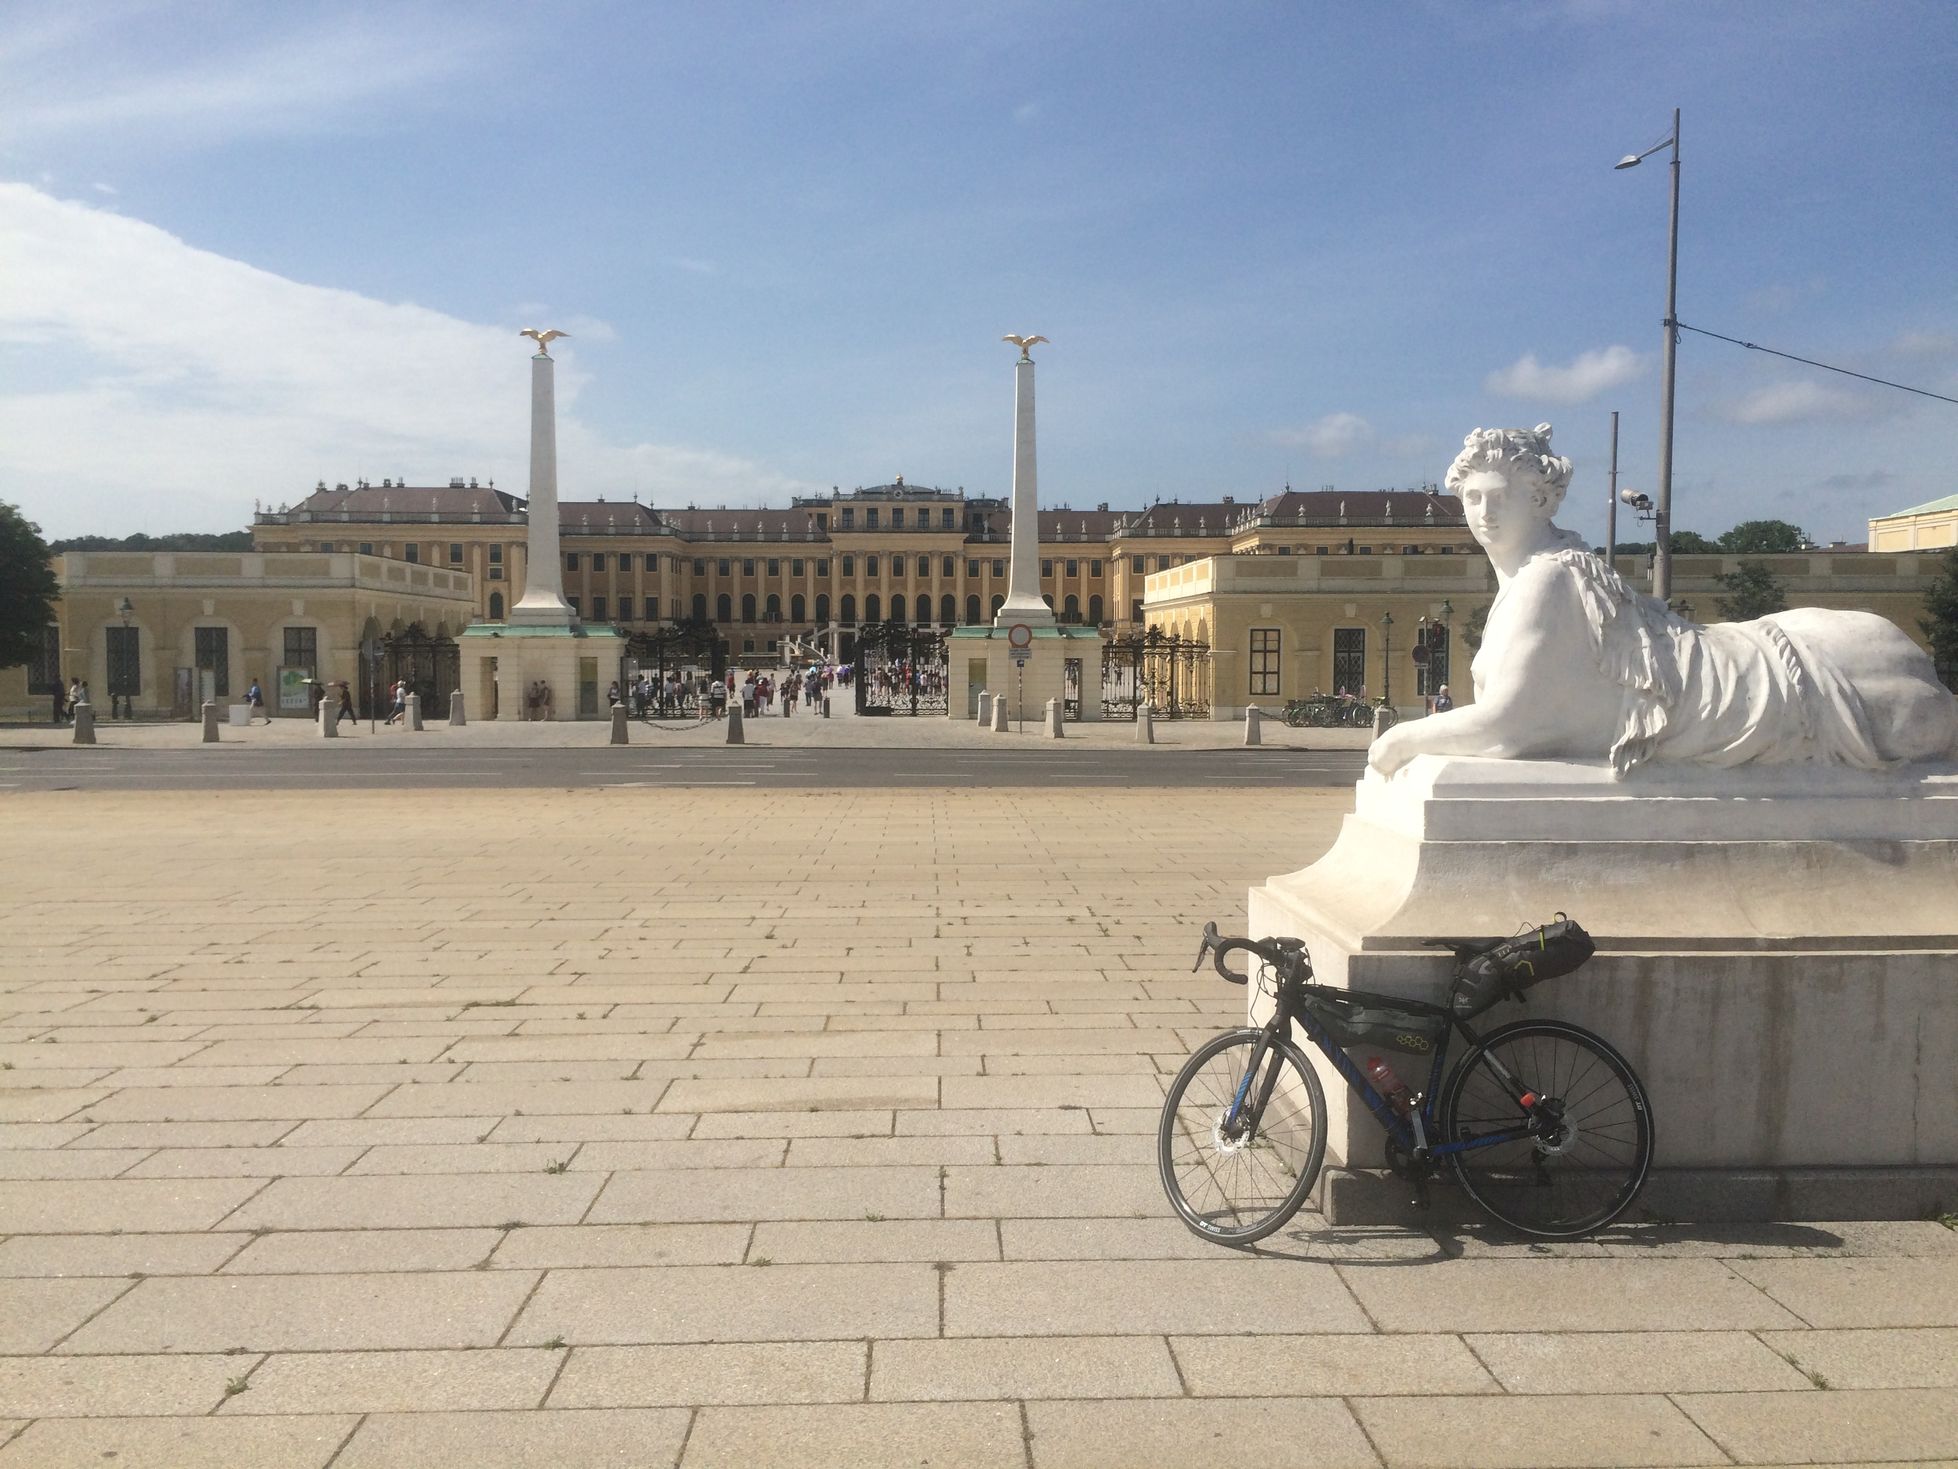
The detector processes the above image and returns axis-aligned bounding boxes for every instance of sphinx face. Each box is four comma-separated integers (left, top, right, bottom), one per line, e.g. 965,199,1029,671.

1458,468,1545,561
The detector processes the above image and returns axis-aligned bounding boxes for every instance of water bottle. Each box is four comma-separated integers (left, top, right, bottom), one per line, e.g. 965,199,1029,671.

1366,1056,1414,1115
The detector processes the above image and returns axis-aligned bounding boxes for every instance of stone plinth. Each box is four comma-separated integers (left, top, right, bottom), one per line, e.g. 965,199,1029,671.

947,625,1104,726
1249,755,1958,1222
459,623,625,722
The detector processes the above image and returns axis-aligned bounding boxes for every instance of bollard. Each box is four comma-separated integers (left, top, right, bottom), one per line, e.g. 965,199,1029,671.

990,695,1009,732
450,689,466,727
72,702,96,745
610,703,629,745
407,693,423,731
202,700,219,743
1045,698,1064,738
1372,706,1394,738
319,701,338,739
976,690,992,724
821,695,830,718
1244,706,1262,747
1137,707,1154,744
726,701,746,745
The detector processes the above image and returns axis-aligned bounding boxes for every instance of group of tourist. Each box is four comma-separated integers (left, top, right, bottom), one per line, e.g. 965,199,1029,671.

607,664,848,722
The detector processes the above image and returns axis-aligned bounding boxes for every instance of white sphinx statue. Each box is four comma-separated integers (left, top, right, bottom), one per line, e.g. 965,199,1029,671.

1368,424,1958,779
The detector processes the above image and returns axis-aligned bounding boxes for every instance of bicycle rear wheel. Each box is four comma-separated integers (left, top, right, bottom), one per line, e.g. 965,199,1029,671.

1439,1019,1653,1239
1158,1028,1326,1245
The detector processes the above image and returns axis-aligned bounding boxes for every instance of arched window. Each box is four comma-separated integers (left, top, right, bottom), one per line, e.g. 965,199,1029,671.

1043,593,1054,610
815,594,830,625
965,595,981,625
693,593,708,622
990,594,1005,618
1088,595,1103,626
889,595,906,624
488,592,504,619
741,594,757,623
716,593,732,623
791,594,805,623
940,594,956,625
840,594,856,625
865,593,881,623
1062,594,1080,624
764,594,781,623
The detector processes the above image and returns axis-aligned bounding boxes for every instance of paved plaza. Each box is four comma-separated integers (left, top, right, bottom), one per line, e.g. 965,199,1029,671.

0,785,1954,1467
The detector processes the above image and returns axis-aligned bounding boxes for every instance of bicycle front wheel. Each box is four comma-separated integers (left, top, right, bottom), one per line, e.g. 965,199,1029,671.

1158,1028,1327,1245
1439,1019,1654,1239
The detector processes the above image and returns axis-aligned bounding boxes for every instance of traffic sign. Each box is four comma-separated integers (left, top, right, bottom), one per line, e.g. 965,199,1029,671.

1006,622,1033,651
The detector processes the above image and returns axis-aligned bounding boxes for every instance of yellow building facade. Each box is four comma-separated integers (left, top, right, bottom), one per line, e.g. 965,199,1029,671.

1869,494,1958,553
0,551,476,722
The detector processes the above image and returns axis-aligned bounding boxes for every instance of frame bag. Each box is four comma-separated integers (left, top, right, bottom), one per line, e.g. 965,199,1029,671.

1452,915,1595,1018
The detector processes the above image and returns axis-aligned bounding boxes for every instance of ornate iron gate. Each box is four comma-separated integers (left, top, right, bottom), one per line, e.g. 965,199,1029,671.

625,617,728,713
382,624,460,713
854,621,948,716
1101,629,1211,720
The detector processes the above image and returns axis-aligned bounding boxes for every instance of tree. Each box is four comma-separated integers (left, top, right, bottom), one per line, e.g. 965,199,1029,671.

1919,547,1958,692
0,501,60,671
1714,560,1789,622
1669,530,1720,555
1717,520,1808,554
48,530,251,554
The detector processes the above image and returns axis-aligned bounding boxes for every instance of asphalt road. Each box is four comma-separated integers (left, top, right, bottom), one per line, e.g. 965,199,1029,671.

0,745,1369,792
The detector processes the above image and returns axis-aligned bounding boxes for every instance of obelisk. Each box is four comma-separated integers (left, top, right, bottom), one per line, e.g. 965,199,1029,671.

510,331,576,626
995,335,1054,626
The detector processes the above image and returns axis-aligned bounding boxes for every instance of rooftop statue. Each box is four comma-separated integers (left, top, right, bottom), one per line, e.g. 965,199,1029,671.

1001,334,1049,362
520,328,569,356
1367,424,1958,779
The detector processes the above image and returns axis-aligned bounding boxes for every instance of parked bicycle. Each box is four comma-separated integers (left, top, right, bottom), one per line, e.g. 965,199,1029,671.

1281,694,1398,730
1158,916,1652,1243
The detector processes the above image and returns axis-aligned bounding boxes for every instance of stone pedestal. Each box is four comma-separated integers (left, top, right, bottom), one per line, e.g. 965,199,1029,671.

71,703,95,744
947,625,1104,726
407,693,422,731
1249,755,1958,1222
1244,707,1262,746
977,691,992,725
726,703,745,745
450,690,466,726
1044,699,1064,738
610,705,629,745
201,702,219,743
459,624,625,723
1138,708,1154,744
990,696,1008,733
319,703,338,739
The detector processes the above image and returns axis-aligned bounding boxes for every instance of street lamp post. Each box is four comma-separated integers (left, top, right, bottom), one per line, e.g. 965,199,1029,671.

114,597,134,719
1380,610,1394,707
1616,107,1681,602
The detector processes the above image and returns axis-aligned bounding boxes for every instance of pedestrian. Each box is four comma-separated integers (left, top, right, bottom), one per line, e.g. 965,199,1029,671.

1433,684,1455,714
64,678,81,722
75,678,91,712
385,679,406,726
607,679,620,708
540,682,554,720
336,682,356,725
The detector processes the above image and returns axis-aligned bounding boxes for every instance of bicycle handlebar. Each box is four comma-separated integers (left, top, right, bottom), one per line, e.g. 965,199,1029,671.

1191,922,1306,986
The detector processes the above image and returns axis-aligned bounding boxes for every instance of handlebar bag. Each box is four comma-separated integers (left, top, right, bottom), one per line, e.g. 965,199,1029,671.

1452,916,1596,1017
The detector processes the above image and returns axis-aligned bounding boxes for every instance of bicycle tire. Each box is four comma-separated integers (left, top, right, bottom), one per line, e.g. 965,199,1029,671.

1158,1028,1327,1245
1439,1019,1654,1239
1376,706,1400,730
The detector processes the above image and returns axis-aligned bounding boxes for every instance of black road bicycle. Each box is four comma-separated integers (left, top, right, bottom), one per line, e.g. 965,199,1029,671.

1158,920,1654,1244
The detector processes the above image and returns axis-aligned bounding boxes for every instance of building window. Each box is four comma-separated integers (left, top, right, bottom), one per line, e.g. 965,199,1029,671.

990,594,1005,618
1131,599,1144,623
1062,595,1080,624
940,593,956,624
765,594,781,622
892,508,904,528
791,558,803,576
1065,560,1078,577
647,597,659,620
965,594,980,623
890,594,907,623
840,594,856,625
1088,595,1103,624
489,591,504,618
866,593,881,622
891,555,904,577
842,555,854,577
1042,559,1053,577
405,544,420,564
841,509,854,529
617,597,634,622
592,553,606,572
449,543,463,564
992,560,1005,578
27,625,60,694
743,559,755,577
647,554,660,571
1090,560,1103,577
816,512,828,530
1333,628,1367,696
568,597,582,616
593,596,609,621
817,558,831,576
715,593,731,622
865,555,878,578
566,553,579,571
942,508,955,529
815,594,830,623
942,555,955,577
791,594,805,622
1132,556,1144,573
693,593,708,621
194,627,230,697
866,509,879,529
718,559,730,577
1250,628,1281,696
694,559,707,575
741,594,756,623
967,559,979,577
359,542,374,556
1316,545,1330,556
283,627,318,673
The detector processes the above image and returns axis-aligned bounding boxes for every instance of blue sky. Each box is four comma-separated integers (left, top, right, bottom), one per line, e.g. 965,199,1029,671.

3,0,1955,545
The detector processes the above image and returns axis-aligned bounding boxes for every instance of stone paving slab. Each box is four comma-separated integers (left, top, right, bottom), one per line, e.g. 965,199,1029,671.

2,787,1956,1467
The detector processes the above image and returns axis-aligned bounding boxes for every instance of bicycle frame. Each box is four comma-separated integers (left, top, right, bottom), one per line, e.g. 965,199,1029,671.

1228,970,1540,1161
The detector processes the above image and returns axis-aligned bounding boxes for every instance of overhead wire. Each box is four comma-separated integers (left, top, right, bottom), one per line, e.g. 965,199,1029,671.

1675,322,1958,407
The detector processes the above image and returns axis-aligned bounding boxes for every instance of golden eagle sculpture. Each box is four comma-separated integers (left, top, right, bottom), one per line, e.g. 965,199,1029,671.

1001,333,1049,361
520,328,569,356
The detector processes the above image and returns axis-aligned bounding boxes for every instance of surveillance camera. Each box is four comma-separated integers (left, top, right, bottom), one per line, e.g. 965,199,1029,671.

1618,489,1652,510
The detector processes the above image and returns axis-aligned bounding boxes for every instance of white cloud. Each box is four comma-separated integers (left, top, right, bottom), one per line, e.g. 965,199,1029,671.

0,183,816,534
1712,379,1877,426
90,181,116,196
1272,411,1373,457
1484,345,1644,404
1891,329,1958,360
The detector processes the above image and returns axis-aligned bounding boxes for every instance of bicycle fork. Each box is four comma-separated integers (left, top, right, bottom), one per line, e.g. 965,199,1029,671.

1224,1030,1286,1143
